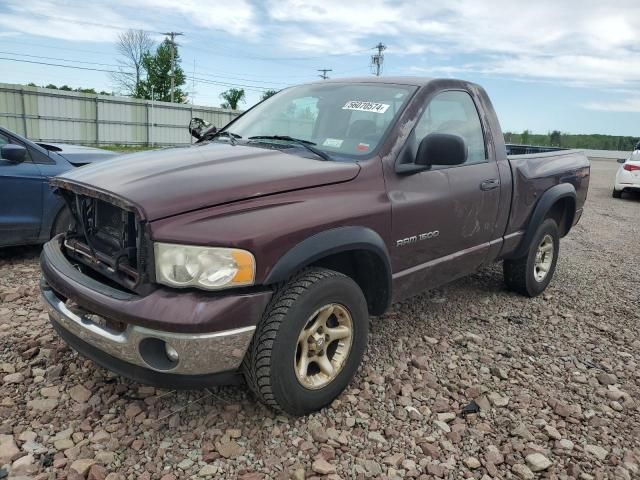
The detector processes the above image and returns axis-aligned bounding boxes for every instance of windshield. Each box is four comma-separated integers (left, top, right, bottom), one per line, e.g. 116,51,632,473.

221,82,416,160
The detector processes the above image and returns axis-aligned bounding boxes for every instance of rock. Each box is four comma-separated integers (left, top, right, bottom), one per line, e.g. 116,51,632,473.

559,439,574,450
26,398,58,412
177,458,194,470
312,458,336,475
464,457,481,469
124,404,142,419
485,445,504,465
54,439,74,450
511,423,534,441
40,386,60,398
216,440,244,459
0,434,20,464
525,453,552,472
198,464,218,476
358,459,382,476
383,453,404,468
436,412,456,423
3,372,24,384
94,451,115,464
512,463,535,479
88,464,108,480
411,356,430,370
367,431,386,443
596,372,617,385
433,420,451,433
544,425,561,440
11,454,36,474
70,458,96,476
490,366,508,379
585,444,608,461
69,384,92,403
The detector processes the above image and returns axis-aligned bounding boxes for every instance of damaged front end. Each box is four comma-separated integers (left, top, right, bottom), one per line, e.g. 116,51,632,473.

50,178,154,295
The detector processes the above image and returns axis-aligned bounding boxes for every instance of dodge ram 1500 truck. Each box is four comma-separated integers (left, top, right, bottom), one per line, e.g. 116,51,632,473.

40,77,589,415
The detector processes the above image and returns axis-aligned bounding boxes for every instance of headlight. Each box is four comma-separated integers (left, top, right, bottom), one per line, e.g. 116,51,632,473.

154,243,255,290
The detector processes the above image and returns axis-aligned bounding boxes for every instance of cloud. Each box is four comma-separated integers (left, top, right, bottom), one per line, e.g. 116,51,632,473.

0,1,149,42
2,0,640,88
266,0,640,87
584,97,640,113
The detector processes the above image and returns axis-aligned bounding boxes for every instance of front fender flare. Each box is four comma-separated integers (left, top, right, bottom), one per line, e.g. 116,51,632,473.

264,226,392,312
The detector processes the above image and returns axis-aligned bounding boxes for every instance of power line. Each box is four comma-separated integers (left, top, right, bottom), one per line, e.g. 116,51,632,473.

0,57,277,92
0,50,123,69
0,56,129,75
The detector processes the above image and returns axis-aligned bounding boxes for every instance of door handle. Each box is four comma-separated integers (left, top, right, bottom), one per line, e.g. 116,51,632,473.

480,179,500,191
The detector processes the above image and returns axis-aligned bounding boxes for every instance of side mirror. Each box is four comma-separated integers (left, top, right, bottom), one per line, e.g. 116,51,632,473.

1,144,27,163
617,158,626,164
416,133,467,167
189,117,214,140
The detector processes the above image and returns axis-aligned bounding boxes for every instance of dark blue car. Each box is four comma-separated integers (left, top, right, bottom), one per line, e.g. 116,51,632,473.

0,127,116,247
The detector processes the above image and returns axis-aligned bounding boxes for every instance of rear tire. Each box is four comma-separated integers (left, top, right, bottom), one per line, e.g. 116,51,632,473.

242,268,369,415
51,207,74,238
504,218,560,297
612,188,622,198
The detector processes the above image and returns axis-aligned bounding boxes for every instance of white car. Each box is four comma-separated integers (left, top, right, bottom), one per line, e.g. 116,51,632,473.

613,150,640,198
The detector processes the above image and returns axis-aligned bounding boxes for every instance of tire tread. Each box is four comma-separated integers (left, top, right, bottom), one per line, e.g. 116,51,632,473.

242,268,347,412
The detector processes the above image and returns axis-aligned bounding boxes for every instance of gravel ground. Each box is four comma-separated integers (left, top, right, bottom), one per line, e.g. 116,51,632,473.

0,159,638,480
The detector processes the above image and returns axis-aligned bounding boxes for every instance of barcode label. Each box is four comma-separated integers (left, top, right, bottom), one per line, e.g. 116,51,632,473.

342,100,390,113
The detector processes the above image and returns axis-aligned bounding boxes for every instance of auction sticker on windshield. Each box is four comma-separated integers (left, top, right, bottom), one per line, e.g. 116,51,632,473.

342,101,390,113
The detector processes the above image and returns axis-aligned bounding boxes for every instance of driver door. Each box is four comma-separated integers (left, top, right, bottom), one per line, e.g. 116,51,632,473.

0,132,44,246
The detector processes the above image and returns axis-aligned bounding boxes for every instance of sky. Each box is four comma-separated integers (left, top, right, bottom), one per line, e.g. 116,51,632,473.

0,0,639,136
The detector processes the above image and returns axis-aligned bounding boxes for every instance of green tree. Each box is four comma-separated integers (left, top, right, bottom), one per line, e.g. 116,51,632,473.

136,39,187,102
521,129,530,145
550,130,562,147
45,84,58,90
59,85,73,91
220,88,246,110
261,89,279,101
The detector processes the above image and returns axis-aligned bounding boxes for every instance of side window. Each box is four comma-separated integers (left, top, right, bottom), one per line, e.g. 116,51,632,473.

415,91,487,165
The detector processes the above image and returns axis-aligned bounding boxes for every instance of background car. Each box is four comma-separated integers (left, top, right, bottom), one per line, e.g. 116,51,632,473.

0,126,117,247
613,150,640,198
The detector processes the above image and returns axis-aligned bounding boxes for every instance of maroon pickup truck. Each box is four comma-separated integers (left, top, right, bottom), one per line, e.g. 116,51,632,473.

40,77,589,415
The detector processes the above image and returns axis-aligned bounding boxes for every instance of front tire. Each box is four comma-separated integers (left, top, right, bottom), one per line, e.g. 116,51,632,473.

242,268,369,415
504,218,560,297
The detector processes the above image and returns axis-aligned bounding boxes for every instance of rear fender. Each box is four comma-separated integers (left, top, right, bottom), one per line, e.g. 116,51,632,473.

509,183,576,259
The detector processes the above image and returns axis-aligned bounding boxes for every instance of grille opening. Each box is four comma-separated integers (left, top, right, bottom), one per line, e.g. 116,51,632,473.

59,189,149,294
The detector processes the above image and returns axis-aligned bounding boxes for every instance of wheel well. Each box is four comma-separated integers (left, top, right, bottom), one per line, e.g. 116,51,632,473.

544,197,575,237
309,250,390,316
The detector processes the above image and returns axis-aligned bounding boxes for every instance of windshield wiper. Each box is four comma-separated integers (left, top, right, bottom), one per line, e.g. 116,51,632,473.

204,130,242,145
248,135,332,161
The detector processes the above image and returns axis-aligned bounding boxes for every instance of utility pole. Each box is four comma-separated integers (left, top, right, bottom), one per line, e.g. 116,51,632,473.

317,68,332,80
162,31,184,102
371,42,386,76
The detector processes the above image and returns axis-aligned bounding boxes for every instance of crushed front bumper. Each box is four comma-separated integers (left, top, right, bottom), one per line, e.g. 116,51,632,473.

40,237,272,387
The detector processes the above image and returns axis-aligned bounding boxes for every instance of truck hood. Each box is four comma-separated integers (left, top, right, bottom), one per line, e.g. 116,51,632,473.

55,143,361,220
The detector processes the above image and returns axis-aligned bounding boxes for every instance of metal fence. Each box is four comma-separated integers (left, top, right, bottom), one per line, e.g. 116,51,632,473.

0,83,241,146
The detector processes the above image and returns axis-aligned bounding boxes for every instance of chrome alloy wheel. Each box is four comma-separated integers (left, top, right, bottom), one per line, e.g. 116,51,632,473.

534,234,554,282
295,303,353,390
